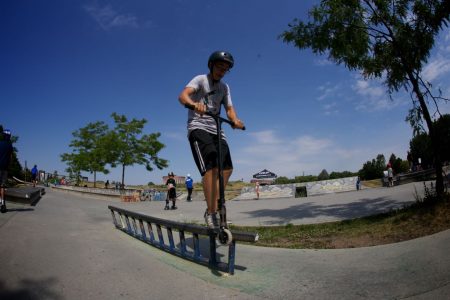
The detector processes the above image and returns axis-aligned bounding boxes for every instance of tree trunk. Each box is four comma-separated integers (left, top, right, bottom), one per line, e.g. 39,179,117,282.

408,72,444,198
93,171,97,188
121,164,125,189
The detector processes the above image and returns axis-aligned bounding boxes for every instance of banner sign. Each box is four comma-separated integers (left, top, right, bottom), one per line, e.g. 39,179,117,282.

253,169,277,179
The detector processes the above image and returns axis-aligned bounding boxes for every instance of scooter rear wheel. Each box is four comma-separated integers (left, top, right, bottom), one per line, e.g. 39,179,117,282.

218,228,232,245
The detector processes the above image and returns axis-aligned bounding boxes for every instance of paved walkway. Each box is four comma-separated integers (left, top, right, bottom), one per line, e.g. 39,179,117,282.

113,181,428,226
1,182,449,299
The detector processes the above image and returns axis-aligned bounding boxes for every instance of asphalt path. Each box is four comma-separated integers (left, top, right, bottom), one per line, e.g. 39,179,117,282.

1,182,449,299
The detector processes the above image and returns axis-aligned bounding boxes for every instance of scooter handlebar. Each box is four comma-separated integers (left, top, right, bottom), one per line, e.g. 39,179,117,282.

184,104,246,130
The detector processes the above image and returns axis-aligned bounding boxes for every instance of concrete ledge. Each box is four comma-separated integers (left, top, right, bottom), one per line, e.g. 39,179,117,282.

5,187,45,206
52,186,122,201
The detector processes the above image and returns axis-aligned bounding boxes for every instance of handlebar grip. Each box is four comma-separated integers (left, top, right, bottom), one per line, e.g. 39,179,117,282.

184,103,245,130
185,103,195,110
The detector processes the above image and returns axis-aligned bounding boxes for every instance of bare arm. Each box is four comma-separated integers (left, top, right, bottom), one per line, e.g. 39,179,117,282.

225,105,244,129
178,87,207,115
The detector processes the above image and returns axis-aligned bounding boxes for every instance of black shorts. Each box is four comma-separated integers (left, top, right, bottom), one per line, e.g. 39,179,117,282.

0,170,7,187
167,188,176,199
189,129,233,176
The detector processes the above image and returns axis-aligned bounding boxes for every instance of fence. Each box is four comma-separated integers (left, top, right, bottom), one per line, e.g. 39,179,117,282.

108,205,258,275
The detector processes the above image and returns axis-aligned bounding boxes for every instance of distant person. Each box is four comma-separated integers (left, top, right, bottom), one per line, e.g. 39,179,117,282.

185,174,193,202
105,180,109,189
387,163,394,187
178,51,245,228
356,176,361,190
255,181,260,199
165,172,177,210
31,165,38,187
0,129,13,213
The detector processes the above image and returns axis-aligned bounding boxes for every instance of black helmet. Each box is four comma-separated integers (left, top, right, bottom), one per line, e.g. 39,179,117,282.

208,51,234,70
2,129,11,141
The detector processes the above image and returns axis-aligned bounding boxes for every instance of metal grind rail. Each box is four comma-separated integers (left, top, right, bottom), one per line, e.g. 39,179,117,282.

108,205,258,275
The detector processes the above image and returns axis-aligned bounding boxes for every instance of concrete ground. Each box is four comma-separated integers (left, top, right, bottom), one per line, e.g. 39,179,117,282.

0,181,449,299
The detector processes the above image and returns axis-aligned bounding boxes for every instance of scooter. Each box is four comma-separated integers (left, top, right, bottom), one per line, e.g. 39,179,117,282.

185,104,245,245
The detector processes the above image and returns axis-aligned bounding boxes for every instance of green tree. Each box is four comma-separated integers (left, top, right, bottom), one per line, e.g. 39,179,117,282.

389,153,410,174
434,114,450,163
409,132,433,168
110,113,169,187
408,114,450,170
281,0,449,196
61,121,113,188
61,152,84,185
359,154,386,180
317,169,330,180
329,171,357,179
294,175,318,183
274,176,292,184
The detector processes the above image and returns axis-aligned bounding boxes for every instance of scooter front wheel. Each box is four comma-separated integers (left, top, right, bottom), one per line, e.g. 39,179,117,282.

218,228,232,245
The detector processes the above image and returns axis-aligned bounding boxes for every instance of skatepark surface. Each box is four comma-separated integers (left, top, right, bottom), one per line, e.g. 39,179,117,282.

1,181,449,299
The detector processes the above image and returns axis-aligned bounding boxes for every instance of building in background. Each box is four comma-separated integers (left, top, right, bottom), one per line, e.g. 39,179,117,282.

162,175,185,185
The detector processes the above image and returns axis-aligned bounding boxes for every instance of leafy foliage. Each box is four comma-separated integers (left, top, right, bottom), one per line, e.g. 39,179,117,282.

110,113,169,186
317,169,330,180
433,114,450,162
358,154,386,180
61,121,112,187
281,0,450,195
409,114,450,168
61,113,169,187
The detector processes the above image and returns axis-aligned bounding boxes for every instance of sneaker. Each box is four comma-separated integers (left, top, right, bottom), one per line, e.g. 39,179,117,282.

212,213,220,228
171,205,177,210
204,211,215,229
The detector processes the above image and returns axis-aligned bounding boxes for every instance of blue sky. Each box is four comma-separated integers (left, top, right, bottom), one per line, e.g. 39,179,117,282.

1,1,450,185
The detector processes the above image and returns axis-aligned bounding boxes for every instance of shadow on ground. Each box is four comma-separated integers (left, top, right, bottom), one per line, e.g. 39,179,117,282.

244,197,412,225
0,278,60,300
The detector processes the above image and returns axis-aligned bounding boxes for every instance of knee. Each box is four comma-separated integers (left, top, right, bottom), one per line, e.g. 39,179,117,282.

224,168,233,176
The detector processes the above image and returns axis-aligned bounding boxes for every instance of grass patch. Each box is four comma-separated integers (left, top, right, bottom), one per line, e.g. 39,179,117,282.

231,193,450,249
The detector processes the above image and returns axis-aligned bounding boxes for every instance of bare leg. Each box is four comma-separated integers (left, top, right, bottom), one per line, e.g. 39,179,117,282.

203,168,233,213
203,168,218,213
0,188,4,205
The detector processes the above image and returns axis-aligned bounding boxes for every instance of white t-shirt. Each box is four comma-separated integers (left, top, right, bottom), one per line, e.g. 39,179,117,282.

185,74,233,137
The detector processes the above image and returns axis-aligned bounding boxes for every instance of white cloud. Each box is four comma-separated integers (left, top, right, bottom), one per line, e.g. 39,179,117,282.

164,131,185,141
351,77,408,111
422,55,450,82
238,131,339,177
316,82,341,101
352,79,384,98
322,101,339,115
314,58,333,66
249,130,282,144
291,135,332,155
441,31,450,52
232,127,410,180
84,3,139,30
